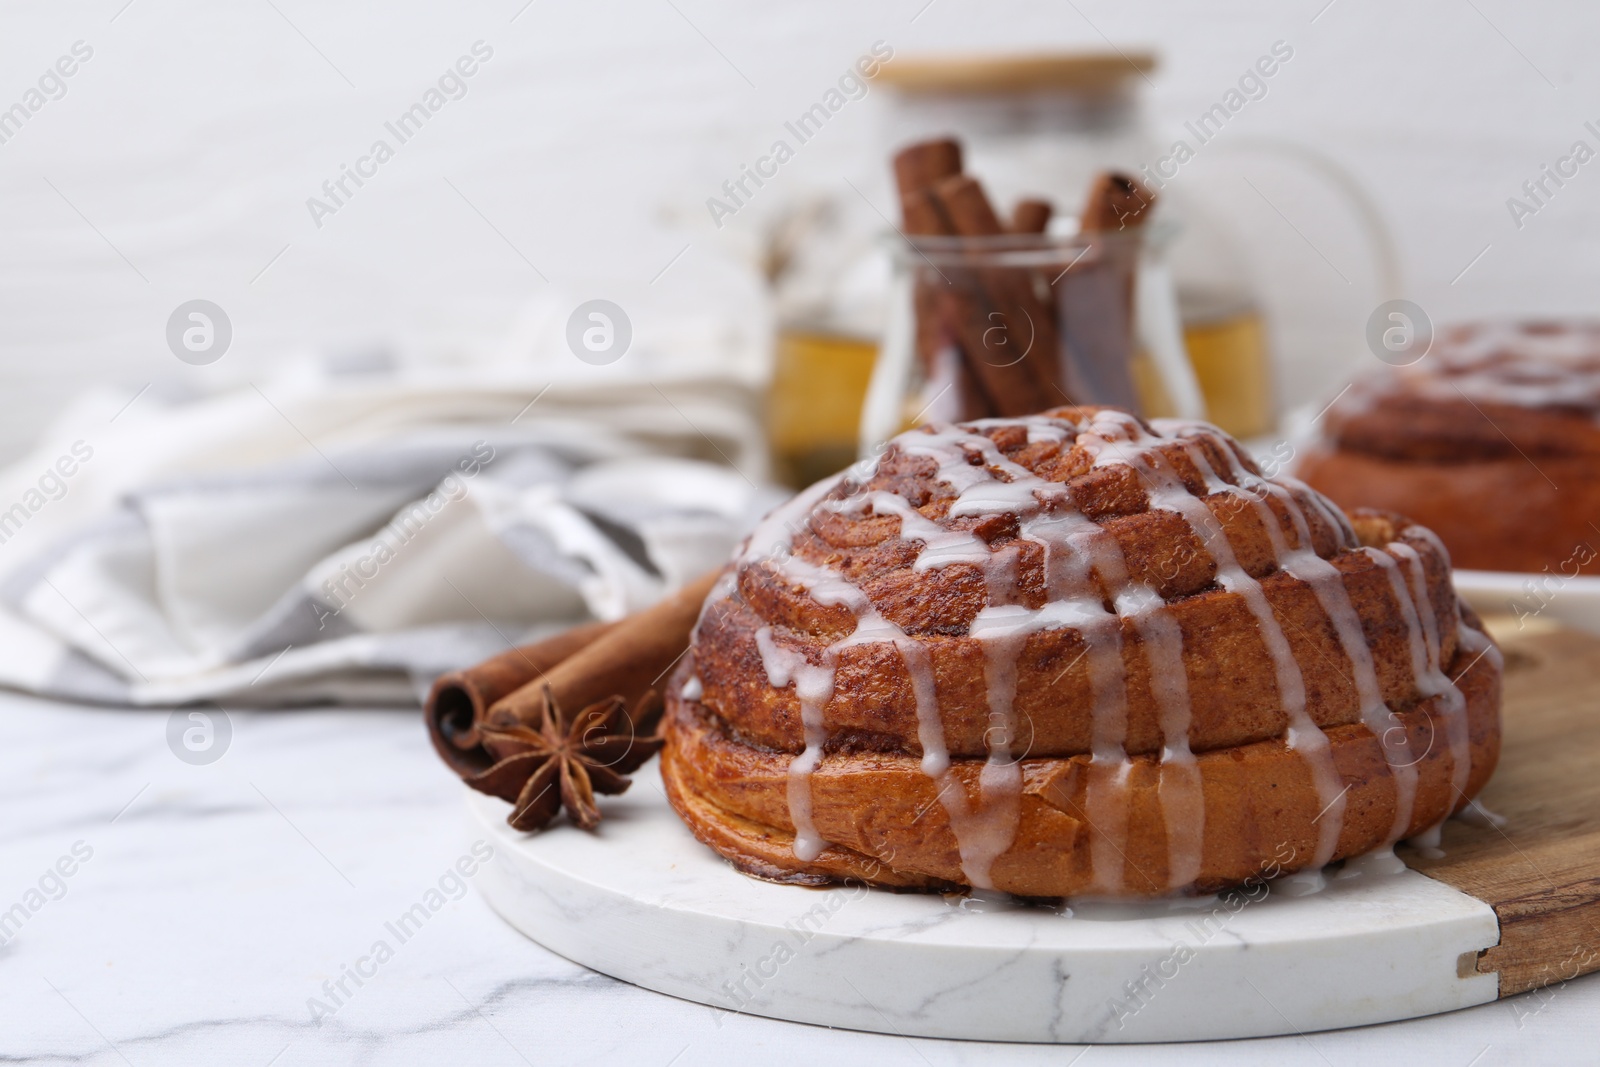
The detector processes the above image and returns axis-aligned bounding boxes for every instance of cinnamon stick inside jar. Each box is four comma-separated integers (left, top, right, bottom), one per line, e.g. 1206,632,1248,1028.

1079,171,1156,232
1010,198,1053,235
900,190,997,417
892,137,1124,421
426,619,619,778
1058,170,1156,411
892,137,963,213
895,141,971,408
929,174,1079,414
486,569,722,734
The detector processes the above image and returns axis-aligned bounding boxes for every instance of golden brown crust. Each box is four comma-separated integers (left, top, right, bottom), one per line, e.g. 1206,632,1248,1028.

663,629,1500,897
1322,392,1600,463
664,406,1503,897
660,752,957,891
1298,445,1600,575
695,529,1458,759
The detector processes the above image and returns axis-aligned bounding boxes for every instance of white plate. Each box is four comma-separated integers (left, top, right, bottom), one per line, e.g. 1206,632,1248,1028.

1454,569,1600,635
468,775,1499,1043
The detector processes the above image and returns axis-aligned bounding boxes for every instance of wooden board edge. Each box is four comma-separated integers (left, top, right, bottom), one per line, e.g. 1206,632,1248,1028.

1476,895,1600,997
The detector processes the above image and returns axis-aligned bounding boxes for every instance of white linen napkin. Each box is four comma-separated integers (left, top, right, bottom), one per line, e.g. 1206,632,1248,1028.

0,357,780,706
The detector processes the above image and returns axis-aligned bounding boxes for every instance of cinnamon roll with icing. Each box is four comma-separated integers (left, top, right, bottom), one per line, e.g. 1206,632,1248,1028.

1298,319,1600,575
662,407,1502,897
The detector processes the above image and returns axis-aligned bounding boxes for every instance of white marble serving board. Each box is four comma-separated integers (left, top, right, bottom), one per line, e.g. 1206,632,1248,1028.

468,772,1501,1044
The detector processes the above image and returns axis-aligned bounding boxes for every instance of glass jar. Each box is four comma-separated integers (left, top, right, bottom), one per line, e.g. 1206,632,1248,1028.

862,227,1199,452
876,52,1274,439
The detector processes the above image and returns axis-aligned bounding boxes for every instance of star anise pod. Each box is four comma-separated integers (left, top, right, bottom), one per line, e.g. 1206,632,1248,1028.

466,685,664,832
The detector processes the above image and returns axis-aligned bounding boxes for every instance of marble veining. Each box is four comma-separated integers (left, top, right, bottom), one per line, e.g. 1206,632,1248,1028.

471,772,1503,1043
2,688,1597,1063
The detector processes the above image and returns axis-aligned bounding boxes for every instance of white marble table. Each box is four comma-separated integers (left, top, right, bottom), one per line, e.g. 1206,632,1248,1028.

2,689,1593,1065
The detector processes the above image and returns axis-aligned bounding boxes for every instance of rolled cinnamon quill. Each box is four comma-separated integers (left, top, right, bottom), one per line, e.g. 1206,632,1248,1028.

486,568,722,736
898,191,994,418
1009,197,1053,235
931,174,1079,414
895,141,974,410
902,164,1041,418
1079,171,1156,232
427,619,620,778
892,137,963,212
1059,170,1155,411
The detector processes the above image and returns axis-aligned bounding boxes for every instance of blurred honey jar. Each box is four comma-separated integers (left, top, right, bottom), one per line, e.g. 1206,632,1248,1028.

768,328,878,488
760,195,888,489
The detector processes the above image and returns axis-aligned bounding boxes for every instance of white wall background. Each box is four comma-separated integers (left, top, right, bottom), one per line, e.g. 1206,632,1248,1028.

1,0,1596,461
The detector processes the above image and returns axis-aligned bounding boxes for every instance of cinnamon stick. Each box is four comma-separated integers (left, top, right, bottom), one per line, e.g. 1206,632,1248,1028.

894,140,997,419
897,159,984,414
487,569,722,734
931,174,1005,237
427,619,620,778
1061,171,1155,411
932,174,1077,414
900,186,951,238
900,187,1000,417
1080,172,1156,232
1010,198,1053,235
892,138,963,213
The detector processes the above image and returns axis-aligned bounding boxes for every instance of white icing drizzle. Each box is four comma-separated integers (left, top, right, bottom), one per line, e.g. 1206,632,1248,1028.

751,517,1021,876
1333,321,1600,421
1128,588,1202,890
816,475,1033,887
1185,433,1421,846
829,491,990,571
905,412,1232,892
901,633,1036,895
723,408,1471,893
1456,796,1508,829
1390,541,1472,804
1457,620,1504,677
1010,508,1139,895
1335,845,1408,878
739,472,850,567
1398,321,1600,411
754,624,835,861
1360,538,1472,837
751,552,908,863
901,419,1164,893
1099,412,1347,868
897,428,1051,887
738,472,854,862
1406,822,1445,859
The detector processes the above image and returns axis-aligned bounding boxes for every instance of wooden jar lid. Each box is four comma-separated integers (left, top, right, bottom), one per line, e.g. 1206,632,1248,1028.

872,51,1156,94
